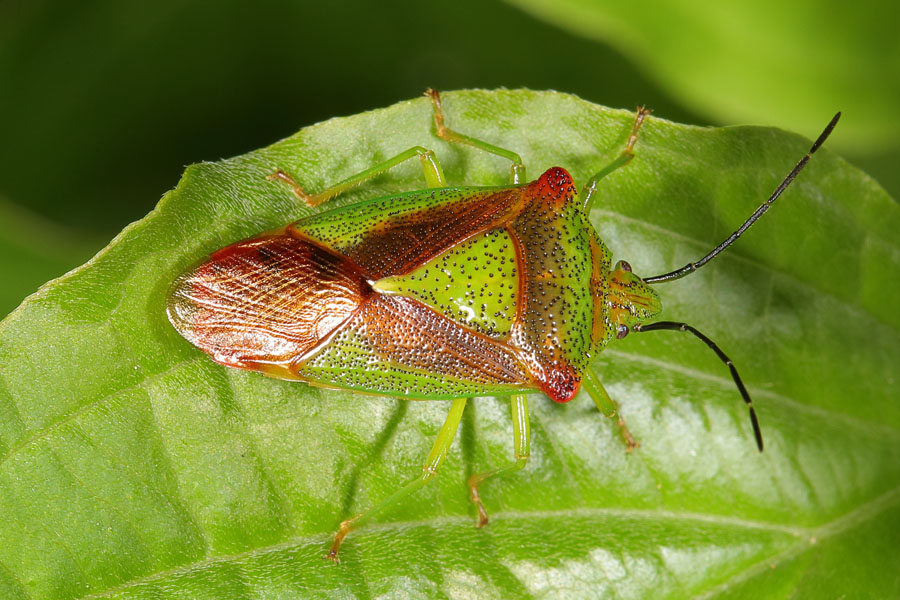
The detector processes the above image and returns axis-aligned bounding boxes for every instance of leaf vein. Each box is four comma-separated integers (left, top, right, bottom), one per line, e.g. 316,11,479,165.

593,209,900,333
693,483,900,599
73,505,815,600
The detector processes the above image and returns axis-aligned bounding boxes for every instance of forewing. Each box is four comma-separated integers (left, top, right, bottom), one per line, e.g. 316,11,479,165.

296,294,533,399
290,185,526,279
167,233,371,377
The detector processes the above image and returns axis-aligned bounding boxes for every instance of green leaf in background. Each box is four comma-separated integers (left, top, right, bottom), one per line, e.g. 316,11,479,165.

506,0,900,154
0,0,685,238
0,197,101,317
0,90,898,599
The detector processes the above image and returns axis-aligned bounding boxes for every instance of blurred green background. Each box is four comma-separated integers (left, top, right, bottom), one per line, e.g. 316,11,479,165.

1,0,897,318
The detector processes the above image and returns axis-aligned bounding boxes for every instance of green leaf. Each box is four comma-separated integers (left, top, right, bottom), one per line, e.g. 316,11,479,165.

1,90,898,599
505,0,900,155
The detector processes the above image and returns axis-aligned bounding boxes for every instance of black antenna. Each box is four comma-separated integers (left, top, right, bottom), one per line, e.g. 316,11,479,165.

643,112,841,284
634,321,764,452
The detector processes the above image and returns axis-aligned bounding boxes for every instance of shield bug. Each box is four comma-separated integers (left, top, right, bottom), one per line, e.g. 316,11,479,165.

167,90,840,562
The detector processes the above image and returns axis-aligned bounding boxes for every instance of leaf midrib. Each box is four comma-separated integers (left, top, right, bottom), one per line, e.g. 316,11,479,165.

71,485,900,600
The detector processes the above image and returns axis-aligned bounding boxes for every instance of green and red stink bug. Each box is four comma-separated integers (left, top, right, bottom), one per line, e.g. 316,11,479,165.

166,90,840,562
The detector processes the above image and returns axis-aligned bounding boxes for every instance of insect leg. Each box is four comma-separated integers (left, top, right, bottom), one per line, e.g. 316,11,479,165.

426,88,527,184
582,369,638,451
326,397,468,563
467,394,530,527
582,107,651,211
269,145,446,208
634,321,764,452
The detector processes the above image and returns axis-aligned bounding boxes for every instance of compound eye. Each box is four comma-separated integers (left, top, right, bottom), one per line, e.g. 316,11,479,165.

616,260,632,272
616,324,629,339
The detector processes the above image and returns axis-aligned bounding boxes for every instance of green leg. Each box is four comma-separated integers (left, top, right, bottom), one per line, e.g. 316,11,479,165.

582,107,651,211
582,370,638,451
468,394,530,527
327,397,468,563
426,88,526,185
270,144,446,208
